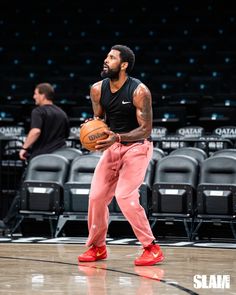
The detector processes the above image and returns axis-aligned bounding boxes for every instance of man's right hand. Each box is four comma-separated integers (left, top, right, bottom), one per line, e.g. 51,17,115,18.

19,149,28,160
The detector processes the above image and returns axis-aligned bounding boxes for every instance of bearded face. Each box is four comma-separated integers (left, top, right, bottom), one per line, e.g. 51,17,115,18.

101,63,122,80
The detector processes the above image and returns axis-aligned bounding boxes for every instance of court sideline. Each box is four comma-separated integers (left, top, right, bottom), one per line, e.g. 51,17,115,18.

0,242,235,294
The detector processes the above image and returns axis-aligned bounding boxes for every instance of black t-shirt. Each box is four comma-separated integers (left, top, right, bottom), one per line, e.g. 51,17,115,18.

100,76,141,133
29,104,69,159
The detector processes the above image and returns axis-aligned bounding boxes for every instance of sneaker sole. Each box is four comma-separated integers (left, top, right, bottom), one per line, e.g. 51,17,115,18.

78,254,107,262
134,254,165,266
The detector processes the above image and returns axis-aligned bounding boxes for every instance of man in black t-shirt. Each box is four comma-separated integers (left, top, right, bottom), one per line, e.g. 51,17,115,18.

20,83,70,160
0,83,70,230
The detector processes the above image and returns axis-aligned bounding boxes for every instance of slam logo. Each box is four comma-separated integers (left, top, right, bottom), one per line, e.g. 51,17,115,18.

193,274,230,289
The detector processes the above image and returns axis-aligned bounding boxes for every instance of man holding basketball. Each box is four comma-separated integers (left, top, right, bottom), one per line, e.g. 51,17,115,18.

78,45,164,266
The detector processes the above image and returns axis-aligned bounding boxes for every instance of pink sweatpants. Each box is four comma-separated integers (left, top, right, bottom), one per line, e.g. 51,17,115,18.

85,140,155,248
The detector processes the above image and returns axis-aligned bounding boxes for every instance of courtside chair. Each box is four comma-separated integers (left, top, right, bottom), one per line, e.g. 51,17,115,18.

151,155,199,240
193,156,236,240
211,149,236,158
170,147,207,164
56,152,156,237
12,154,70,237
52,147,83,163
55,153,101,237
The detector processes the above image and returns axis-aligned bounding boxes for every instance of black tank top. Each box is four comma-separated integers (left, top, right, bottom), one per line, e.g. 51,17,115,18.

100,76,141,133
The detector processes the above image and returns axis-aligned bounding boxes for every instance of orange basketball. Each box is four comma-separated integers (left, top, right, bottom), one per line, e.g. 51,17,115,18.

79,119,109,151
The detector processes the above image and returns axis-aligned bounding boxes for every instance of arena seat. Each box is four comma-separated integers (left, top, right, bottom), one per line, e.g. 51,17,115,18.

52,147,83,163
151,155,199,240
170,147,207,164
211,148,236,158
12,154,70,237
55,152,156,237
193,156,236,239
155,134,189,154
55,153,101,237
195,134,233,156
0,136,25,212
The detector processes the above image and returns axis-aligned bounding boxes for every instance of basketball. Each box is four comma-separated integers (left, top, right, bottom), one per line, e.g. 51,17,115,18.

79,119,109,151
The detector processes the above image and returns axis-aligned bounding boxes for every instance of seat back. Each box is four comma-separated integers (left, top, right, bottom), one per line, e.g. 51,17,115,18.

21,154,69,212
52,147,83,163
25,154,69,184
152,155,199,215
199,156,236,184
154,155,198,185
64,154,101,212
170,147,207,164
211,148,236,158
197,156,236,216
67,154,101,183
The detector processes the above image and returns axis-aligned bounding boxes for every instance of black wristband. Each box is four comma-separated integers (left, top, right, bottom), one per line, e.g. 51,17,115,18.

21,147,28,151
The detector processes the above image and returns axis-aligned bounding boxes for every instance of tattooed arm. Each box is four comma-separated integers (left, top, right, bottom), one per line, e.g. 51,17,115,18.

95,83,153,150
118,83,153,142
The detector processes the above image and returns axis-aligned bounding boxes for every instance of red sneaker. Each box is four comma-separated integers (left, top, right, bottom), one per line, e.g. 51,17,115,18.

78,245,107,262
134,244,164,266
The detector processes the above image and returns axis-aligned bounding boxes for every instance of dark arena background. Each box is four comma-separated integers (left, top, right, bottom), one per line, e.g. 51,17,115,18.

1,2,236,294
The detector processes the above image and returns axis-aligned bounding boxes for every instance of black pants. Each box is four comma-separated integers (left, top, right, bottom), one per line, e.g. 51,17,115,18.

3,167,27,226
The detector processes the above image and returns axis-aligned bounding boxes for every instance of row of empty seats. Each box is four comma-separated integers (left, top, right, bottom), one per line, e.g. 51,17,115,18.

1,102,236,132
153,125,236,154
1,124,236,206
1,125,236,157
7,146,236,240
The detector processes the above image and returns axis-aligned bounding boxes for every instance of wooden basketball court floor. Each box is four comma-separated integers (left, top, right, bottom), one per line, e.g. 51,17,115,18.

0,241,235,295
